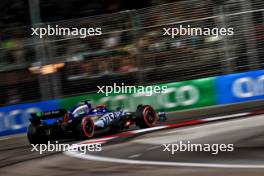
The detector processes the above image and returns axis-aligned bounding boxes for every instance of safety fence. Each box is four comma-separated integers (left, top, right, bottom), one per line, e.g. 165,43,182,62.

0,0,263,105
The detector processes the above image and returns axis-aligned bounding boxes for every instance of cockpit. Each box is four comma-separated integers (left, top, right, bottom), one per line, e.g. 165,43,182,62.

89,104,108,116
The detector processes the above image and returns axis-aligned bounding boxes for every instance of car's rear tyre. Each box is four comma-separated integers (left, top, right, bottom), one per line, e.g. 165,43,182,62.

73,117,94,139
27,124,47,144
136,105,158,128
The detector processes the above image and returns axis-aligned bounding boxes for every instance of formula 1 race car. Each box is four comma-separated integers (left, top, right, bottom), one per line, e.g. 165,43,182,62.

27,100,166,144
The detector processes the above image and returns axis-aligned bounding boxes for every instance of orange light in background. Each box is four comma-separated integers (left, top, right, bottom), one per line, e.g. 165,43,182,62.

41,65,57,75
29,63,65,75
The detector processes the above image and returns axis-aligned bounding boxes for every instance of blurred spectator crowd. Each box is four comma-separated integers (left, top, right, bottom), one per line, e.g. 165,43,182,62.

0,0,263,106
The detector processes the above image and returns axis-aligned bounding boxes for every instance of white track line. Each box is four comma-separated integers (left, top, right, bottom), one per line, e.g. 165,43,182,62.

0,134,26,141
132,126,167,134
145,146,160,151
64,150,264,169
202,112,251,122
0,137,12,141
64,112,264,169
80,137,117,144
128,153,142,159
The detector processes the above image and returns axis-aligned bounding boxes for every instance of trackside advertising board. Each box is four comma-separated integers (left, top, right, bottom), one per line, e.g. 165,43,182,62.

1,69,264,136
0,100,60,137
59,77,217,112
216,69,264,104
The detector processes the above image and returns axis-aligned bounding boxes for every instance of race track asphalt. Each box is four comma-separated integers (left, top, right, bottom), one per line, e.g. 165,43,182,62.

1,100,264,176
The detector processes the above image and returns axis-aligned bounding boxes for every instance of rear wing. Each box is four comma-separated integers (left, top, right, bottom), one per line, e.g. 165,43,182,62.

30,109,67,120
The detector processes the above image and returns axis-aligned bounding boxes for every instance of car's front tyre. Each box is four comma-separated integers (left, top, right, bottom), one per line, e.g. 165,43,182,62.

136,105,158,128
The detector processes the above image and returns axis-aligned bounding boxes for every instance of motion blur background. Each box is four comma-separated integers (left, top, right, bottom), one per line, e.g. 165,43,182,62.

1,2,264,175
0,0,263,106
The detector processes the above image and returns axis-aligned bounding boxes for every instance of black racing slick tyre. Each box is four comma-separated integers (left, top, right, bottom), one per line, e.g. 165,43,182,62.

73,117,95,139
136,105,158,128
27,124,47,144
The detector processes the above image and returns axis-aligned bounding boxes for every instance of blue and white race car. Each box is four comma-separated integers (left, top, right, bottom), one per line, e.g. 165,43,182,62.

27,100,166,144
